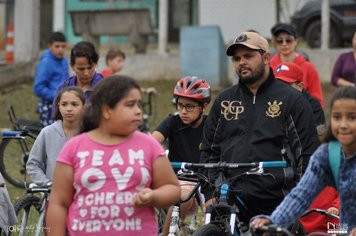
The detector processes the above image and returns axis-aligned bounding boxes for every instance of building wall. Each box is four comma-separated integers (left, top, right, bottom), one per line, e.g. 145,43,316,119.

198,0,309,44
65,0,156,45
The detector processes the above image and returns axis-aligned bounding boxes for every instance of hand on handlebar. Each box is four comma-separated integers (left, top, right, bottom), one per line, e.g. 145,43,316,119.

250,218,272,232
327,206,339,216
205,197,217,207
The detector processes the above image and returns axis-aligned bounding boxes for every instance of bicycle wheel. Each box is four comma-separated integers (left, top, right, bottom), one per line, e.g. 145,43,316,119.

0,137,33,188
10,194,42,236
193,223,225,236
156,207,168,235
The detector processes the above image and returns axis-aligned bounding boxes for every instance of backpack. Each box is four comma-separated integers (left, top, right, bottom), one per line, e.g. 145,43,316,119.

328,141,342,189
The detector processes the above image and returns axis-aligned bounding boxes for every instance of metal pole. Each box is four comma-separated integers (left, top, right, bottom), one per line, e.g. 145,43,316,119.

158,0,168,55
53,0,65,32
321,0,330,49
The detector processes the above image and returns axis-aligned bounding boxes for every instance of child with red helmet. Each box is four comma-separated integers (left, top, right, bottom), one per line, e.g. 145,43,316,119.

152,76,211,235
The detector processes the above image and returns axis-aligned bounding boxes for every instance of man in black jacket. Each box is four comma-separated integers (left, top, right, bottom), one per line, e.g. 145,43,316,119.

200,32,320,223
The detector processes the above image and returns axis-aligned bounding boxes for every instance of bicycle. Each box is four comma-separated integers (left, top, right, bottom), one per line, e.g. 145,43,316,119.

139,90,156,133
0,105,41,188
6,105,42,135
0,128,37,188
171,161,287,236
254,208,341,236
10,182,51,236
166,171,204,236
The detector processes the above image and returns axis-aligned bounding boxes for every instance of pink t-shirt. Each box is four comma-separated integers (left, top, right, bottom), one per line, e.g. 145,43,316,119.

56,131,165,236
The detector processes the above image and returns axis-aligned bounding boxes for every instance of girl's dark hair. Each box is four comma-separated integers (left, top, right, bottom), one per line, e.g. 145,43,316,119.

82,75,141,132
70,41,99,66
105,48,126,65
323,87,356,142
52,86,85,120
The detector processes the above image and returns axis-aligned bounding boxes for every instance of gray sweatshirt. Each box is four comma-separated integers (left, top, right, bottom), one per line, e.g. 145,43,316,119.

26,120,69,184
0,173,17,235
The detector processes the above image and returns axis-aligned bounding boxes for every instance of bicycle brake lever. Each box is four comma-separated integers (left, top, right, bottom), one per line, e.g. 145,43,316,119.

245,167,263,175
245,168,276,179
177,169,194,176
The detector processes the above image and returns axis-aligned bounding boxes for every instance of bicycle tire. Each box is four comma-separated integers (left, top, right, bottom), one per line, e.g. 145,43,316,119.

10,194,42,236
0,138,33,188
193,223,226,236
156,207,168,235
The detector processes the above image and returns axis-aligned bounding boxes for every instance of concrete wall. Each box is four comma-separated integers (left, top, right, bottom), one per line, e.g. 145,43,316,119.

97,52,180,81
199,0,311,45
65,0,156,45
199,0,277,44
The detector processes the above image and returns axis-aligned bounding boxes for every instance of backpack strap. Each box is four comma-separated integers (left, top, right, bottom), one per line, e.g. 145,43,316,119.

328,141,342,188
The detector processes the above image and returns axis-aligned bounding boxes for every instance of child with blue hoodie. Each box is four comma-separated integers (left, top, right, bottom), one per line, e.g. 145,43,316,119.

33,32,69,127
27,86,85,184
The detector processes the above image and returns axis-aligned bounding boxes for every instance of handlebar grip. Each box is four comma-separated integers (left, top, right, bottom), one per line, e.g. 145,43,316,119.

262,161,287,168
171,162,185,169
2,130,21,137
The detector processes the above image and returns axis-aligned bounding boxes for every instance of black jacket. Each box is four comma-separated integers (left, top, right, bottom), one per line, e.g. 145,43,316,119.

200,69,320,218
302,89,325,126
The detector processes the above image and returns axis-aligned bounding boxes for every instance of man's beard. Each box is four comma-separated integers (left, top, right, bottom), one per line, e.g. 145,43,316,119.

238,63,265,85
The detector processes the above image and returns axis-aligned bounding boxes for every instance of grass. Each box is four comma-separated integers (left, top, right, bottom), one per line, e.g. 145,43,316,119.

0,80,336,204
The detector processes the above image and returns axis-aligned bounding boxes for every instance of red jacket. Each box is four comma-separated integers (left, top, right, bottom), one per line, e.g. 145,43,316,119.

100,68,112,77
270,53,324,106
300,186,340,233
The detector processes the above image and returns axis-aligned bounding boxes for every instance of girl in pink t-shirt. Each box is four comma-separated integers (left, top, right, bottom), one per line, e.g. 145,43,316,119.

46,75,180,236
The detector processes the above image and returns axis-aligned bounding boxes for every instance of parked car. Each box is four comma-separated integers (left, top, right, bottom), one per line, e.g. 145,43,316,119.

291,0,356,48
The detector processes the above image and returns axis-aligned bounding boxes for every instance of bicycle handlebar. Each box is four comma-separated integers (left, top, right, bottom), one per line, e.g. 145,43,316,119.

171,161,287,170
2,127,37,139
27,182,52,193
2,130,21,137
301,208,339,219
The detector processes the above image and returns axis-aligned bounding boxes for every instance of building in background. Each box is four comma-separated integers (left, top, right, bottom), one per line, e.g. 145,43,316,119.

0,0,309,51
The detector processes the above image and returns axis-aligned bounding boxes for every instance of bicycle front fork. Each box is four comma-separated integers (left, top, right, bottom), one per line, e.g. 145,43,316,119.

168,205,180,236
204,204,238,235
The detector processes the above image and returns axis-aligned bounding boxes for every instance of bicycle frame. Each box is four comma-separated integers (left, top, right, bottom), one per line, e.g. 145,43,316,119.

172,161,287,236
139,90,155,133
168,175,202,236
2,130,37,156
16,183,51,236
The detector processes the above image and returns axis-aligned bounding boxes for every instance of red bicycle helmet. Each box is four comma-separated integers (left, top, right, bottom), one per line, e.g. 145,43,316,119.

173,76,211,104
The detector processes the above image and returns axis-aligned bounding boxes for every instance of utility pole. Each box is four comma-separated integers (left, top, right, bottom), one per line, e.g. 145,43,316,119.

321,0,330,49
14,0,40,62
275,0,280,23
158,0,168,55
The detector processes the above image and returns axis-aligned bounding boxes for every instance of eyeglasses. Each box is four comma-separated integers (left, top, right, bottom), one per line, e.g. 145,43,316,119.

177,102,200,112
275,36,294,44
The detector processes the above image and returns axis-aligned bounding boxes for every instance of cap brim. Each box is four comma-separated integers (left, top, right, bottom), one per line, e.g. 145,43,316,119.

226,43,260,56
273,29,296,36
276,76,298,83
